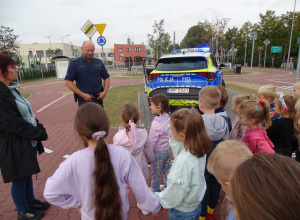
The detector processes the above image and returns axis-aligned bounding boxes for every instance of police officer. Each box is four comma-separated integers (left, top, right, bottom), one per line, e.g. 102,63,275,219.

65,41,110,107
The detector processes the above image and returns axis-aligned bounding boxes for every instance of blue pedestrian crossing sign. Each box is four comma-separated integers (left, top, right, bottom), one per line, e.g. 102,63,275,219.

97,36,106,46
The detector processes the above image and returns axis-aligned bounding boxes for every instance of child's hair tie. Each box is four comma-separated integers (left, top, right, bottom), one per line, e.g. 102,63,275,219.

255,106,261,110
277,92,288,110
92,131,106,140
173,113,182,120
122,106,126,111
259,100,264,107
247,94,250,99
157,102,161,108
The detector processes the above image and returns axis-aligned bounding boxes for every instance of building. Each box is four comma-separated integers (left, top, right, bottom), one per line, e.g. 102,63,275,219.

18,41,154,70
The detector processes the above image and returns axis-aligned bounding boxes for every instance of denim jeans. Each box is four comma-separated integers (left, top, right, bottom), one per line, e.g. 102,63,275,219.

78,96,103,107
11,176,35,213
151,148,172,192
168,202,201,220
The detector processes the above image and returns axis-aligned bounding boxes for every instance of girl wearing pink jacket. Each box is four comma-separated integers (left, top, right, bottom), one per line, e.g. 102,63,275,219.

149,94,172,193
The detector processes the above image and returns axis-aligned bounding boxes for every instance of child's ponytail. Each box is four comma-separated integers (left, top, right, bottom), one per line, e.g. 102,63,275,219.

75,103,122,220
94,136,122,220
259,99,271,129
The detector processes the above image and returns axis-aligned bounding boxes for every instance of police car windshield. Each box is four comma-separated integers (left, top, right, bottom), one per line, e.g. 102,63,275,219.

156,57,207,71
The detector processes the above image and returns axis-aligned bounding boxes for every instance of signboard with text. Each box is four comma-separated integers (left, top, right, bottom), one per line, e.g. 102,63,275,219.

271,46,282,53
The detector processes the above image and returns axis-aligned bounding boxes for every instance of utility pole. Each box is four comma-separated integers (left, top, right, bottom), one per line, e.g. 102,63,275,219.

263,39,270,72
286,0,296,69
244,37,247,67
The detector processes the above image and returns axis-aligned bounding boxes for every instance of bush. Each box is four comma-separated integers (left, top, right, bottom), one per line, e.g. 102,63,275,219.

19,68,56,81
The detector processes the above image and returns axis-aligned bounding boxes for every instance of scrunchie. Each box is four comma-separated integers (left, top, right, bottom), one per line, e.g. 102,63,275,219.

277,92,288,110
92,131,106,140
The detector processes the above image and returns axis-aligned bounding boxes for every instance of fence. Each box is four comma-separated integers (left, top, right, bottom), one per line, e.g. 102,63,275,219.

18,69,56,82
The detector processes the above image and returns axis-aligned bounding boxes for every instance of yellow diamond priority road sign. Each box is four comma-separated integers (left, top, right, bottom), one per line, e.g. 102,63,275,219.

81,20,98,39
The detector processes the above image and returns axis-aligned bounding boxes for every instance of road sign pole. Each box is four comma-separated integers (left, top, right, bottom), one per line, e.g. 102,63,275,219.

250,38,255,84
244,37,247,67
101,45,105,64
295,38,300,82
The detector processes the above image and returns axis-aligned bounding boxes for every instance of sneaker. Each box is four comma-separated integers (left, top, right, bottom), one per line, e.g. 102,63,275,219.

29,199,50,211
206,212,216,220
159,184,166,191
137,203,150,215
17,209,44,220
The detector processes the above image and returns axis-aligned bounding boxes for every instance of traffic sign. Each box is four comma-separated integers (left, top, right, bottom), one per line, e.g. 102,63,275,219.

250,31,257,40
271,46,282,53
110,53,114,57
263,39,270,46
94,24,106,36
97,36,106,46
81,20,98,39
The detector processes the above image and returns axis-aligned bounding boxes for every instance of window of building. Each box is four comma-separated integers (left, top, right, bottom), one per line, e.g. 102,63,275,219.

101,53,106,57
29,51,33,58
57,50,63,56
134,48,141,52
47,63,55,69
108,52,114,57
46,51,52,58
120,56,123,61
94,53,99,58
126,48,131,52
146,49,151,54
36,50,44,58
40,63,46,70
119,48,123,53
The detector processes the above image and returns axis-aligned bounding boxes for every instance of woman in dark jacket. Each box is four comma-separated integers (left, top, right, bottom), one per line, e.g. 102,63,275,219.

0,54,50,220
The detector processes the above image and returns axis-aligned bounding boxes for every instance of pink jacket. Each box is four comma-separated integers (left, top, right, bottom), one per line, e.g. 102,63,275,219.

113,125,154,180
149,113,171,152
242,128,275,155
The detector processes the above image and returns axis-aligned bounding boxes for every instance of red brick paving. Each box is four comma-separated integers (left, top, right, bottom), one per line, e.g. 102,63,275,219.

0,69,239,219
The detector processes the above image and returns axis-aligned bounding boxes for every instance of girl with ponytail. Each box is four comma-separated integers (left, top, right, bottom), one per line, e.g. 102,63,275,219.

238,99,275,155
44,103,160,219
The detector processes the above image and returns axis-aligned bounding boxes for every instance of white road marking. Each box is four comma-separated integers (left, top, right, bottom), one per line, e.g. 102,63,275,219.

267,79,294,85
36,96,66,113
44,148,53,153
63,155,70,159
275,86,293,91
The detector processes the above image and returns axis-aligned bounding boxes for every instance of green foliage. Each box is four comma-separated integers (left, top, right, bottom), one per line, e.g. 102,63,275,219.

167,44,180,53
46,48,62,58
0,25,20,65
147,19,171,58
180,23,209,48
19,69,56,81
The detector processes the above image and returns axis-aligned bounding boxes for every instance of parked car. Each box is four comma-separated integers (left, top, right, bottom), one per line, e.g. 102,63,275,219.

143,47,225,108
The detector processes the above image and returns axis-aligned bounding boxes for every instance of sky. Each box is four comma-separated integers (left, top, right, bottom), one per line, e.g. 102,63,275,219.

1,0,299,49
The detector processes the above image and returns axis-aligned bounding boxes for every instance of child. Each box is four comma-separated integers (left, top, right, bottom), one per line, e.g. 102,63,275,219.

155,108,212,220
258,84,280,120
43,103,160,220
229,94,255,141
215,85,232,134
207,140,253,220
198,86,229,220
229,153,300,220
238,100,275,154
113,102,154,181
266,93,299,157
292,81,300,97
149,94,172,193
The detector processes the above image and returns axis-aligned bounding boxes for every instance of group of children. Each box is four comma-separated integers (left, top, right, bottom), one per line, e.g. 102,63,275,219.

42,82,300,220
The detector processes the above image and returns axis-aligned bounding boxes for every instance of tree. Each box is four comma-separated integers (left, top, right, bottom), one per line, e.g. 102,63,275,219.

147,19,171,58
167,43,180,53
0,25,20,62
180,23,209,48
46,48,62,57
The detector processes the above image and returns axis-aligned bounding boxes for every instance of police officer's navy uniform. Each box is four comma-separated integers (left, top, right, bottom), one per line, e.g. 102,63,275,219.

65,57,110,106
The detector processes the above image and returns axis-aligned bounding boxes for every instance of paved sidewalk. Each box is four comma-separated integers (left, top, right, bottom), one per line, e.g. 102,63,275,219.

0,69,239,219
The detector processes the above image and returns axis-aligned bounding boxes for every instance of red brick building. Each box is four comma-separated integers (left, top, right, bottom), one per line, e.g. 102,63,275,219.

114,43,145,67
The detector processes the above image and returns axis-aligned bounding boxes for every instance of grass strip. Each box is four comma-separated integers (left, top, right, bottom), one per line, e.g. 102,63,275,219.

104,84,144,126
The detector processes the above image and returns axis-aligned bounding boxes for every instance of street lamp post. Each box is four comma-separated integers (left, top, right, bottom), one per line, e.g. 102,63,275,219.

46,37,52,50
61,34,70,56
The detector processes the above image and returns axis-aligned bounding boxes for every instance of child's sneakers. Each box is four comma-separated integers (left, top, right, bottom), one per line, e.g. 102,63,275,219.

206,212,216,220
159,184,166,191
17,209,44,220
137,203,150,215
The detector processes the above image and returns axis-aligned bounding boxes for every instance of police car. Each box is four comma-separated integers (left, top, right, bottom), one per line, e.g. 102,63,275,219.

143,47,225,107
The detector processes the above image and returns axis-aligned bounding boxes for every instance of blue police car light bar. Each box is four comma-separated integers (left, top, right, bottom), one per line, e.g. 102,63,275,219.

198,47,211,52
171,49,181,53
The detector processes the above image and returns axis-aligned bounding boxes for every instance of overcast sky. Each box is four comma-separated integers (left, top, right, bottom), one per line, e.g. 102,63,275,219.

1,0,299,49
